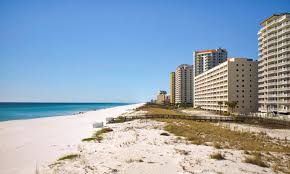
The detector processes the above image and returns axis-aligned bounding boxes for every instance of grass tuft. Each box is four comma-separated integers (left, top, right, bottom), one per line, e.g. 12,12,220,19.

210,152,225,160
244,153,268,167
82,127,113,143
160,132,170,136
58,154,79,161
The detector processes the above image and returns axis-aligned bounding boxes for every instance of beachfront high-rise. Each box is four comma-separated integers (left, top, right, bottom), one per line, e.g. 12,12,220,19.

258,13,290,114
170,72,175,104
175,64,193,105
194,48,228,76
194,58,258,114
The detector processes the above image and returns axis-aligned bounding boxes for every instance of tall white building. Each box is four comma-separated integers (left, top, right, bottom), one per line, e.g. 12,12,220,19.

258,13,290,114
175,64,193,105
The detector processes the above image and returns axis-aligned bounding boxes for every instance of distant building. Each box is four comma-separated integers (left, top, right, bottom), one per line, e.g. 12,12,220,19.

175,64,193,105
194,48,227,76
258,13,290,114
156,90,167,104
194,58,258,114
170,72,175,104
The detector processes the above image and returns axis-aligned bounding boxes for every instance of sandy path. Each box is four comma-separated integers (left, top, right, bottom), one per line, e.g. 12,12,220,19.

0,103,144,174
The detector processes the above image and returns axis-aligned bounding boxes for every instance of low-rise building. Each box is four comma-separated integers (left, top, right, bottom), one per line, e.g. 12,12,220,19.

156,90,167,104
194,58,258,114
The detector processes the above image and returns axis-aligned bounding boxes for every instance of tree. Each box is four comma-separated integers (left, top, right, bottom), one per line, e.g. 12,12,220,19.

225,101,238,115
217,101,223,115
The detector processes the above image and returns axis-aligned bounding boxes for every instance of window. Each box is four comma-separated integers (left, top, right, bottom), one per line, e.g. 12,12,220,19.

236,69,239,71
236,64,239,66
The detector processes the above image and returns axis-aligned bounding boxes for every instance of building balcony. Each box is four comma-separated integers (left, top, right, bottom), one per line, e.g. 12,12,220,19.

277,67,290,73
277,35,290,42
277,27,290,36
277,21,290,30
277,54,290,61
265,39,277,46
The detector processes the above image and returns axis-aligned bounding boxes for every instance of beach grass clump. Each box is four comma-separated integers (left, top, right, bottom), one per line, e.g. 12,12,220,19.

114,116,126,123
244,153,268,167
58,154,79,161
160,132,170,136
210,152,225,160
213,142,222,149
82,127,113,142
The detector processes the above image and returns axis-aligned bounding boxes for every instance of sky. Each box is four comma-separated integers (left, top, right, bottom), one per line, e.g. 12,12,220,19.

0,0,289,103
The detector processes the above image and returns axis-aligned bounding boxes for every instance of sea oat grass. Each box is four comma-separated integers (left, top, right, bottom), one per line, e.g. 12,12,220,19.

58,154,79,161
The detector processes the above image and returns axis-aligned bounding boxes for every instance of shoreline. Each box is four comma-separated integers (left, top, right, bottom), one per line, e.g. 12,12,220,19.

0,103,134,123
0,103,144,174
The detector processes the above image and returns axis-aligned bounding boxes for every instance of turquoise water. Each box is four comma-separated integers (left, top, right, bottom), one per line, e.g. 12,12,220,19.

0,103,131,122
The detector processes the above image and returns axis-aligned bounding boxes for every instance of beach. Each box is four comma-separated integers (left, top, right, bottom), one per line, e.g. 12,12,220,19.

40,119,278,174
0,103,144,174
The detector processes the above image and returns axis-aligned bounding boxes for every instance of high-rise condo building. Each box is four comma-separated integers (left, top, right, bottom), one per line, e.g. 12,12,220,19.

194,58,258,114
258,13,290,114
170,72,175,104
194,48,228,76
175,64,193,105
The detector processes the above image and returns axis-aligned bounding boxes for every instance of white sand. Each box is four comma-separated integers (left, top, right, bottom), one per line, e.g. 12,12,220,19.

41,120,275,174
0,103,144,174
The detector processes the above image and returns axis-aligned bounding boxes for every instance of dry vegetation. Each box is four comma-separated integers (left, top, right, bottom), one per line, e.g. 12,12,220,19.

155,118,290,173
136,103,186,116
82,127,113,142
58,154,80,161
210,152,225,160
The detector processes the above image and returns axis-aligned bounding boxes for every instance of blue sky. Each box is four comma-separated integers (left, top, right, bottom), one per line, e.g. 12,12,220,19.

0,0,289,102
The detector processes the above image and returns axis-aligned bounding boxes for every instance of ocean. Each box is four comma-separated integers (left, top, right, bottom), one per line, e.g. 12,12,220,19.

0,102,131,122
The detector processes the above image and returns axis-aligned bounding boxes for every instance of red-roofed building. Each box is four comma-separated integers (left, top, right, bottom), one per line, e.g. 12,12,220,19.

194,48,227,76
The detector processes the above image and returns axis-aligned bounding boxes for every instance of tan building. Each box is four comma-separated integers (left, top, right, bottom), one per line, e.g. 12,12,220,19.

258,13,290,114
170,72,175,104
194,48,227,76
156,90,167,104
194,58,258,114
175,64,193,105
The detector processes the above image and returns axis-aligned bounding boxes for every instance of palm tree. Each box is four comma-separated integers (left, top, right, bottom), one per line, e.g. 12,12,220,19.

217,101,223,115
225,101,238,115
